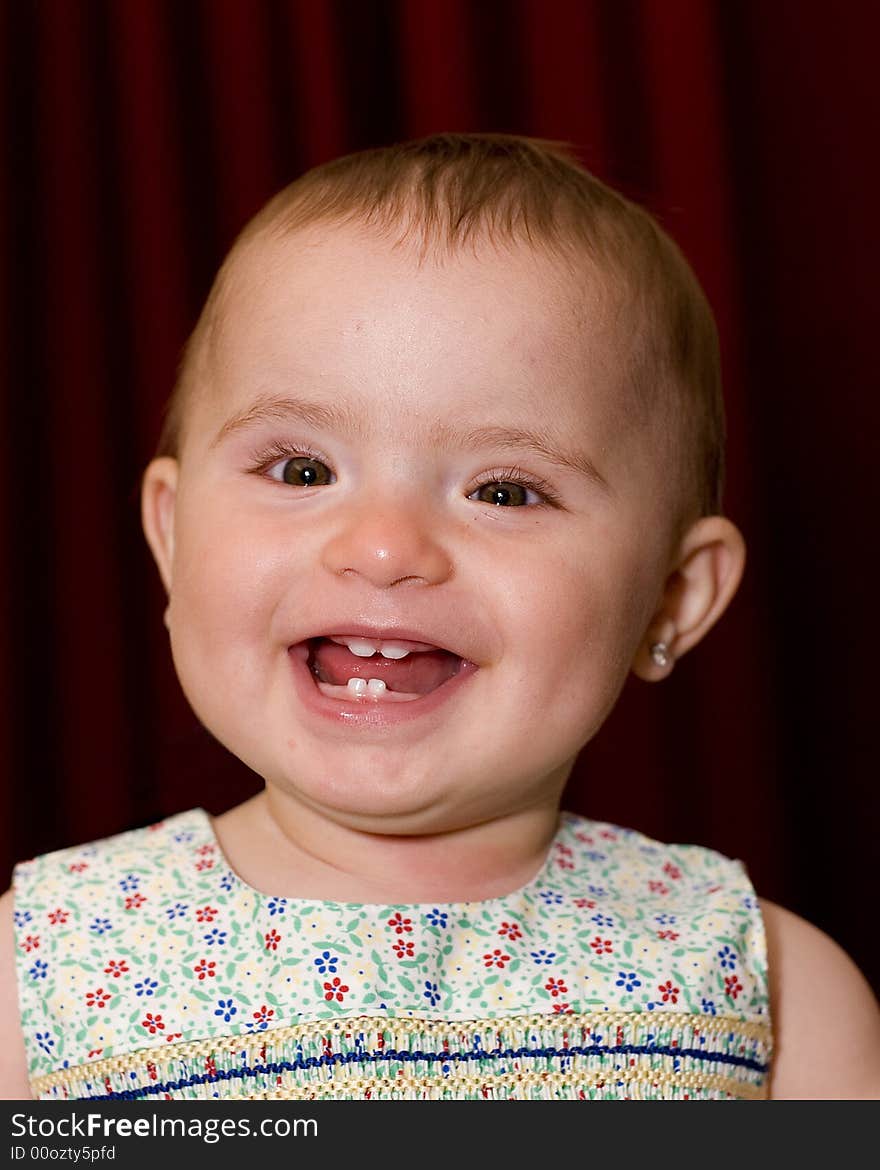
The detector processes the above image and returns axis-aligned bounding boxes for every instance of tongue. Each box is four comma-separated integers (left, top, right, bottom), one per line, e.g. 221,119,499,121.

311,640,461,694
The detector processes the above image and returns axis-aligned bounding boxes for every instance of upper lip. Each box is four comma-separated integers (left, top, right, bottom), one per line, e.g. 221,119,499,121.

293,622,476,662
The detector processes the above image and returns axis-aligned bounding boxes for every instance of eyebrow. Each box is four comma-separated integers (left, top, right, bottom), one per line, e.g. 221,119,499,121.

212,392,612,494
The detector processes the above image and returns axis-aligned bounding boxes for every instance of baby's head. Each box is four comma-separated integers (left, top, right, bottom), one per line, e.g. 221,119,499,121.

163,133,725,527
142,133,744,836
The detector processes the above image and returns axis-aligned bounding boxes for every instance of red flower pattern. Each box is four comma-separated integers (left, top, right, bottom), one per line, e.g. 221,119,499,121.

497,921,522,940
658,981,680,1004
387,912,413,935
193,959,216,980
392,940,415,959
725,975,743,1000
196,905,218,923
264,929,281,951
590,936,613,954
545,977,568,998
323,977,349,1003
86,988,112,1009
47,908,69,925
104,959,129,978
141,1013,165,1034
483,948,510,969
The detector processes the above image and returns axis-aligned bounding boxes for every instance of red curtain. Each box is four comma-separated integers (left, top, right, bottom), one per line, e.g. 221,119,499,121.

2,0,878,991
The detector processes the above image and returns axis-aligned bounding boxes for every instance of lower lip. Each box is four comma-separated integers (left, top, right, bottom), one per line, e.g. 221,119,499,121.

287,643,480,731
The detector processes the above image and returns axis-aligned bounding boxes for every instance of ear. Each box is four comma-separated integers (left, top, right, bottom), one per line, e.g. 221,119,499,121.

632,515,746,681
141,457,179,596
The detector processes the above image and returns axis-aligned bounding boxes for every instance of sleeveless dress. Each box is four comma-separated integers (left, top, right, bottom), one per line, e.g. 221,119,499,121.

13,809,772,1100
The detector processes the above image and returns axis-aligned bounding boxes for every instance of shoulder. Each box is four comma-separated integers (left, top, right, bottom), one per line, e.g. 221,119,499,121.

0,888,34,1099
14,808,209,878
3,809,209,1100
561,812,748,880
559,813,758,918
760,898,880,1099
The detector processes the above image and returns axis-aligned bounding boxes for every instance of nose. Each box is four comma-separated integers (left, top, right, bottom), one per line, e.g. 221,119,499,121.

320,497,454,589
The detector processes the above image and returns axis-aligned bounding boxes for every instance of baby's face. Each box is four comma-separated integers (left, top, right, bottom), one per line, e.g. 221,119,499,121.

146,224,677,834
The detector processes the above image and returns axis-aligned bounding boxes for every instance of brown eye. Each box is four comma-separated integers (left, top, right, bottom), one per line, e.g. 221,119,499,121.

276,457,333,487
474,481,529,507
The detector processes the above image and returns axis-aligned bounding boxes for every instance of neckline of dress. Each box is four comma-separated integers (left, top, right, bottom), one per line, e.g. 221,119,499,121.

183,806,572,912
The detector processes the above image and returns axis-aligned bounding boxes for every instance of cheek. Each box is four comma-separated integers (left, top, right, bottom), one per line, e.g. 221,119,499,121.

506,540,651,692
169,505,286,649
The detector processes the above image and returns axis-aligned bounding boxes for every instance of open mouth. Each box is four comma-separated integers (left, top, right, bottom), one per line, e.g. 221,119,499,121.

303,635,465,704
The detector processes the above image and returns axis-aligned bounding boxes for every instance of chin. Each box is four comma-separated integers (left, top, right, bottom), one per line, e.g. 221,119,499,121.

277,776,453,835
251,740,442,819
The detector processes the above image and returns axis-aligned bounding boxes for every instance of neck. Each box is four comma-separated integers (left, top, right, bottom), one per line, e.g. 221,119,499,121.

211,788,565,904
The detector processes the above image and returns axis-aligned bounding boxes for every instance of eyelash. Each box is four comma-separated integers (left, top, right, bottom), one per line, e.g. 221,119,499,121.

471,466,561,508
249,442,562,508
251,440,331,477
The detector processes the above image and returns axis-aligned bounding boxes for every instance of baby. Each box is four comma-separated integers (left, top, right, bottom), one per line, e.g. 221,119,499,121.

2,134,878,1101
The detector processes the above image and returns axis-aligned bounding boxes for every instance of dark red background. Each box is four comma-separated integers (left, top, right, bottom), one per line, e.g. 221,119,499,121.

2,1,878,992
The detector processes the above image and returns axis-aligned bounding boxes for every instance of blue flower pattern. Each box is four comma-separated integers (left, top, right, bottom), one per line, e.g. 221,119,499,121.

214,998,237,1023
540,890,563,906
313,951,338,974
423,981,441,1007
35,1031,55,1054
718,945,737,970
615,971,642,992
530,949,556,965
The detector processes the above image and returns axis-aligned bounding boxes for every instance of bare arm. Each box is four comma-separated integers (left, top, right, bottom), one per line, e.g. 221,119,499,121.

0,888,34,1099
761,897,880,1099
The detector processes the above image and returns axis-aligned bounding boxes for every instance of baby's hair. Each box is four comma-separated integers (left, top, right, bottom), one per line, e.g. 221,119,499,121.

159,133,725,526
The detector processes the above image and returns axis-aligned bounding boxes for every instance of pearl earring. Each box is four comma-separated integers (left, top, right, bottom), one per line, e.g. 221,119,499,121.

650,642,671,668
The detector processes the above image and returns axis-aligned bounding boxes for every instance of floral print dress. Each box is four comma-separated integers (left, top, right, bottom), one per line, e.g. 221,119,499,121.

13,809,771,1100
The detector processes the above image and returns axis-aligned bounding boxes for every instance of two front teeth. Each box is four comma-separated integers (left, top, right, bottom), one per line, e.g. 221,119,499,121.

329,636,417,699
346,677,390,697
330,636,414,659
